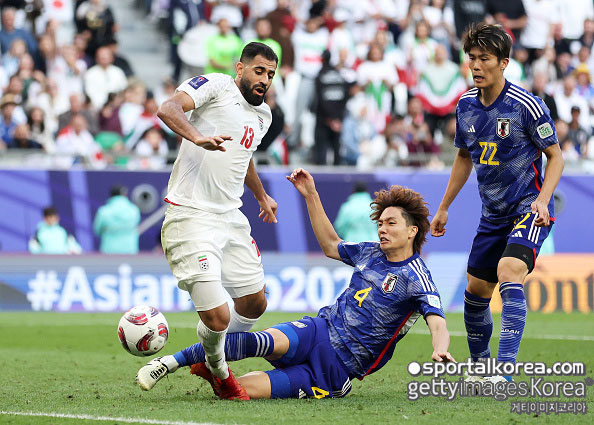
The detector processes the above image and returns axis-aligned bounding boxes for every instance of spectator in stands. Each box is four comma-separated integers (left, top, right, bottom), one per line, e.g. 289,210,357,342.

531,72,559,121
3,38,27,78
334,181,378,243
248,17,283,66
573,64,594,114
422,0,456,51
554,75,591,130
30,78,70,136
403,19,438,87
29,206,82,254
35,33,58,76
356,42,397,135
485,0,527,42
288,16,329,149
84,46,128,109
205,17,243,76
208,0,247,33
93,185,141,254
167,0,205,82
558,0,594,43
16,53,44,104
312,50,351,165
119,82,146,137
58,93,99,135
124,91,168,148
49,44,88,98
54,113,102,165
133,127,169,169
0,7,38,58
520,0,560,64
416,43,467,134
567,106,590,156
557,119,580,162
265,0,295,70
98,92,124,136
75,0,117,58
10,123,43,150
453,0,487,41
105,38,134,78
27,106,54,152
0,94,21,147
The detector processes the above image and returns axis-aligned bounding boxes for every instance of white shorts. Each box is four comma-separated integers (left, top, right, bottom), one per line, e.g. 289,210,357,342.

161,204,264,310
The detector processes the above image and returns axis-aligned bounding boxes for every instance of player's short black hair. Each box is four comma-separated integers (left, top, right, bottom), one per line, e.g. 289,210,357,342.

240,42,278,65
370,186,430,255
43,206,57,217
462,23,512,61
110,185,127,197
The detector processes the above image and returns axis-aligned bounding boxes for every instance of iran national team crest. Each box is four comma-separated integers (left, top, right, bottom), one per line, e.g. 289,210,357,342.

258,116,264,131
198,255,209,271
496,118,511,138
381,273,398,293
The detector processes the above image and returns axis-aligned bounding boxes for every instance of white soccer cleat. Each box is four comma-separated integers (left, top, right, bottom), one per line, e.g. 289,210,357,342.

484,375,512,383
136,357,169,391
464,372,486,383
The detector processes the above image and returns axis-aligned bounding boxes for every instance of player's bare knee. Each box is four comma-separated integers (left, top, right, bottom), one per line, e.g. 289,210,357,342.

466,273,497,298
263,327,290,359
197,303,230,331
234,288,267,318
497,256,529,283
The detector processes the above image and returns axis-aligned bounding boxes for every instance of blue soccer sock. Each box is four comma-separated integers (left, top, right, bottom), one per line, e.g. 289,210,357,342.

173,331,275,367
464,290,493,361
497,282,526,364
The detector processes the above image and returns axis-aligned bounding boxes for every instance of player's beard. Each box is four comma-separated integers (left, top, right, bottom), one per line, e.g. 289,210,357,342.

239,76,266,106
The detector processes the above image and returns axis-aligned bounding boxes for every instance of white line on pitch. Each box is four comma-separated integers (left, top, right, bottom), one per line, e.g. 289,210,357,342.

0,411,225,425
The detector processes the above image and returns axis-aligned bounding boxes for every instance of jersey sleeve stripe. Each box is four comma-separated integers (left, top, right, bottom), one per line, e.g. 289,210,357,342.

506,93,539,120
509,86,544,115
410,259,433,292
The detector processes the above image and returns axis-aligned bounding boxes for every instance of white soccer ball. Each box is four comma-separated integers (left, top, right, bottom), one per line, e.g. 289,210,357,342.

117,305,169,357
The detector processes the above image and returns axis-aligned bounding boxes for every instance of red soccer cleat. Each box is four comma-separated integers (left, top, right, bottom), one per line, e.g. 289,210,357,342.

190,363,250,400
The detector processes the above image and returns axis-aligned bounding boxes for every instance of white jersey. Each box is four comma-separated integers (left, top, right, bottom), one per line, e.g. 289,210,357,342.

165,73,272,213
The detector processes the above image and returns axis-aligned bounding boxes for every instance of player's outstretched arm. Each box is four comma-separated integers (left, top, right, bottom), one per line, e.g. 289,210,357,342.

426,314,455,362
245,158,278,223
532,143,564,227
157,91,230,151
286,168,341,260
430,148,473,237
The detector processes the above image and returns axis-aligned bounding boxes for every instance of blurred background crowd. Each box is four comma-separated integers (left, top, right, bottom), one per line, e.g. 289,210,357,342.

1,0,594,172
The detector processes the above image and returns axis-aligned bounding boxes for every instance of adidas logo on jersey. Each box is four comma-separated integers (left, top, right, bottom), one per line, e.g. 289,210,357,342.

468,125,476,133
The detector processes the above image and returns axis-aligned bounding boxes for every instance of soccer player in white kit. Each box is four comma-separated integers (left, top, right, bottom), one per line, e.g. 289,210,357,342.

139,43,278,400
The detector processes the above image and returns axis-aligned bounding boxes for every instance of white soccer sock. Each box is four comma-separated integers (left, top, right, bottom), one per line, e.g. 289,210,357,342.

196,321,229,380
228,308,260,333
160,355,179,373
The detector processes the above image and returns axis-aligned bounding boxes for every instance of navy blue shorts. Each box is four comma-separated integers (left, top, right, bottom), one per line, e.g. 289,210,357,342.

265,316,352,399
468,213,553,281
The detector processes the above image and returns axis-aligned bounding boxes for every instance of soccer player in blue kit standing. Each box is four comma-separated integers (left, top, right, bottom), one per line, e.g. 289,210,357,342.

430,24,564,381
137,168,454,399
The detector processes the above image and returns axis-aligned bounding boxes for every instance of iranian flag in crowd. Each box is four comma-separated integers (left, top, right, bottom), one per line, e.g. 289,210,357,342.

416,71,467,116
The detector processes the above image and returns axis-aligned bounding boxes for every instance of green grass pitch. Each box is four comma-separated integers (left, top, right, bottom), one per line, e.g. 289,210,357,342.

1,311,593,425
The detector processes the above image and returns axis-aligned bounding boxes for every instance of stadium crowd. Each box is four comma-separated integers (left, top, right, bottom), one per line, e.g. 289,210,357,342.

1,0,593,171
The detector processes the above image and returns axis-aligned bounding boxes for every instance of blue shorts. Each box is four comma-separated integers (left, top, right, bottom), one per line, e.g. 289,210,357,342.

265,316,352,399
468,213,553,281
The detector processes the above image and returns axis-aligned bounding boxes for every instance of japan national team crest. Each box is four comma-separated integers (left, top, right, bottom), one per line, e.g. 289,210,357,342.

198,255,209,271
381,273,398,294
496,118,510,138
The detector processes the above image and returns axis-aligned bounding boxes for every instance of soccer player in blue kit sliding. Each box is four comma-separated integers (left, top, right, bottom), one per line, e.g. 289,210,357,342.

430,23,564,382
137,168,455,400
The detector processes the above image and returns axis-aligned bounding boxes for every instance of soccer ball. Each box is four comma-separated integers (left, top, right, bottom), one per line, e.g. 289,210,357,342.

117,305,169,357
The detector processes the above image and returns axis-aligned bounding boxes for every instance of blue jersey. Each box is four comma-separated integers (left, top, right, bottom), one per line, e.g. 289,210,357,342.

454,81,558,222
318,242,445,379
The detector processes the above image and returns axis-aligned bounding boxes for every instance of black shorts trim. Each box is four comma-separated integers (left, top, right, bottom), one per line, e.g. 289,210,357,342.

467,266,498,284
501,243,535,272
